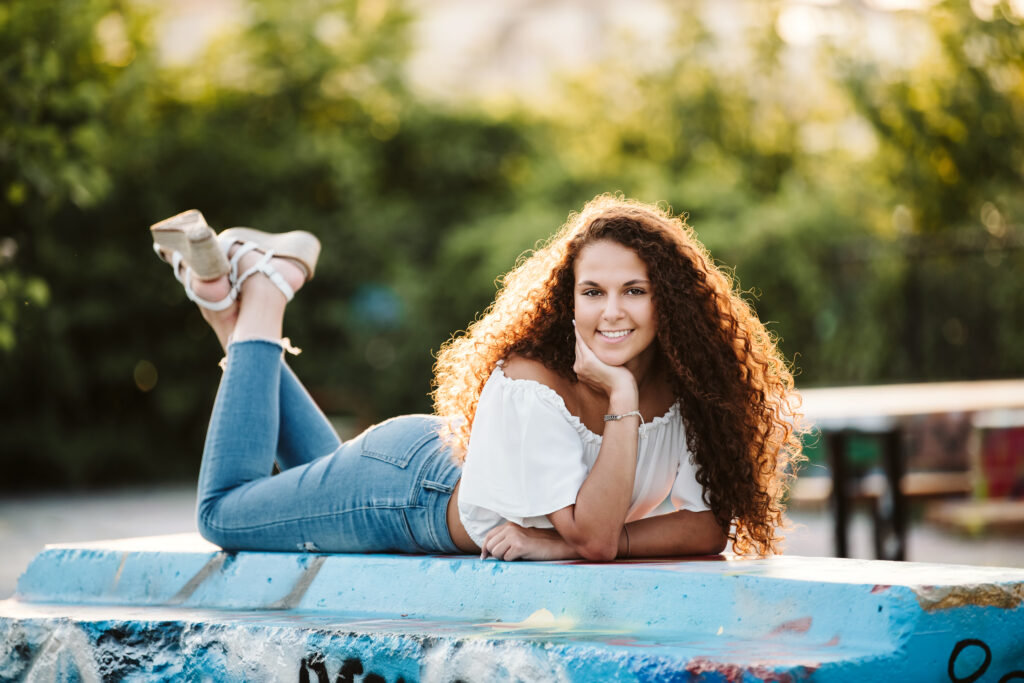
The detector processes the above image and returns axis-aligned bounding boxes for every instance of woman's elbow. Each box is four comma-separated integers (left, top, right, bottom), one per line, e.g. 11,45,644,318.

699,524,728,555
570,530,621,561
576,540,619,562
560,527,618,561
705,531,728,555
680,511,728,555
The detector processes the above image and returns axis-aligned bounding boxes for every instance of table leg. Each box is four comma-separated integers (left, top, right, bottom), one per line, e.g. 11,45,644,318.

827,431,849,558
881,428,906,561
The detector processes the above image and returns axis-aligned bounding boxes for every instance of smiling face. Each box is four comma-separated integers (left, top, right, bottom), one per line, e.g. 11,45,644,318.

573,239,658,372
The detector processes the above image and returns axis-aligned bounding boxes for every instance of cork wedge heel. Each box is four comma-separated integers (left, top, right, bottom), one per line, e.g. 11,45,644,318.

150,209,236,311
150,210,230,281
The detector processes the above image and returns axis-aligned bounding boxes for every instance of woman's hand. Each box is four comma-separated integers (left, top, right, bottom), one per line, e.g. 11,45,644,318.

480,522,579,561
572,322,637,406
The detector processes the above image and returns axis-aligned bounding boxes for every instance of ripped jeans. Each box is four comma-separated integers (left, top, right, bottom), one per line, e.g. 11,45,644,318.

196,339,462,554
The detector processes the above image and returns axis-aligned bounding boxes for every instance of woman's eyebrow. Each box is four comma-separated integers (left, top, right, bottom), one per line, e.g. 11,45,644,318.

576,278,650,287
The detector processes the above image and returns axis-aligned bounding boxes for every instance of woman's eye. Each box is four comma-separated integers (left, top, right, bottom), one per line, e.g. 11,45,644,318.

626,288,646,296
582,289,602,297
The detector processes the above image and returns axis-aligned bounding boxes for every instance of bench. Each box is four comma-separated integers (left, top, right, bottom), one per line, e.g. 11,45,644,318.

2,534,1023,681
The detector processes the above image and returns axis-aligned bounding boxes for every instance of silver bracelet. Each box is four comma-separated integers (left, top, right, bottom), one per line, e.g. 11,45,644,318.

603,410,644,425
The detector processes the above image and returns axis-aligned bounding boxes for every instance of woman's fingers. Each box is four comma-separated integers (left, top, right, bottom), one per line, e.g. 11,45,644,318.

480,523,528,561
573,321,590,357
573,319,639,400
573,321,596,375
573,320,615,387
498,534,525,561
481,524,502,559
482,523,515,561
497,539,517,561
489,534,513,561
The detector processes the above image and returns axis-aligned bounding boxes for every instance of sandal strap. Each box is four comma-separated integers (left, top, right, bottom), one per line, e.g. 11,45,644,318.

154,243,184,286
182,264,238,311
227,241,260,287
155,244,237,311
232,247,295,301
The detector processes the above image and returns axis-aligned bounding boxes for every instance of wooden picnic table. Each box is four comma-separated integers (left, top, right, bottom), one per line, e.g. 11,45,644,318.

799,379,1024,560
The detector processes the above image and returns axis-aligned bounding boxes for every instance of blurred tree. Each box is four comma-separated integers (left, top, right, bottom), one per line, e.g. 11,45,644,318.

421,0,1024,388
0,0,534,489
1,0,1021,490
839,1,1024,234
835,0,1024,380
0,0,162,486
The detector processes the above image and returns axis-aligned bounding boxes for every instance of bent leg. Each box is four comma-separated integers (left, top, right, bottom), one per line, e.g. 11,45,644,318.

198,340,285,509
198,367,462,553
277,361,342,470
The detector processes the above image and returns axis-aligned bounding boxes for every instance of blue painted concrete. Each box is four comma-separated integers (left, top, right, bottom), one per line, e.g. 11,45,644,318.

2,533,1023,681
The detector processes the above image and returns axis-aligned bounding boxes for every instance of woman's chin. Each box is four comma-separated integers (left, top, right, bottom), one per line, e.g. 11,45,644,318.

593,342,658,372
594,351,632,367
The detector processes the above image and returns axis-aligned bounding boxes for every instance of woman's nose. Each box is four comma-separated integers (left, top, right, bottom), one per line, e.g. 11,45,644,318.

602,296,624,320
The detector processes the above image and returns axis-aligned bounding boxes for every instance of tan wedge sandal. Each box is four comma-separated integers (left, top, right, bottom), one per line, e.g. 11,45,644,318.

150,210,237,311
218,227,321,302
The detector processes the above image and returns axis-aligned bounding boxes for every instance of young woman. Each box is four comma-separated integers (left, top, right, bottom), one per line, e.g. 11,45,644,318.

152,195,802,561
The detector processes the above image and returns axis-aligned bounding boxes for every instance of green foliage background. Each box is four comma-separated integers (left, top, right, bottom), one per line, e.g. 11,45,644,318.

1,0,1022,490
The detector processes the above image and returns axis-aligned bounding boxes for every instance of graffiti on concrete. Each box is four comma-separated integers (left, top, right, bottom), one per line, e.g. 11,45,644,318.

947,638,1024,683
299,654,403,683
0,616,574,682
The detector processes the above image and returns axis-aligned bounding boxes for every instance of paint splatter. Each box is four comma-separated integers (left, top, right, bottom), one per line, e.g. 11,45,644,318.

770,617,812,636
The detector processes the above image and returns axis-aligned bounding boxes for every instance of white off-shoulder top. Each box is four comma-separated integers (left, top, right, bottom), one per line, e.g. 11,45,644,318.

457,364,709,547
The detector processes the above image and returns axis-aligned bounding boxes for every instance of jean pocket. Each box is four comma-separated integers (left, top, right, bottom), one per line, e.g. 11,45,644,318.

361,415,441,468
422,478,454,494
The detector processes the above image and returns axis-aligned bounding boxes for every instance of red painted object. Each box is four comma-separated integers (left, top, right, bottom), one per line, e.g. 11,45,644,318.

981,426,1024,498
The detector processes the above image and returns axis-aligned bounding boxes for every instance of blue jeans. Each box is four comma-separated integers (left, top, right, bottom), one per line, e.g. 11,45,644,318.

196,339,462,554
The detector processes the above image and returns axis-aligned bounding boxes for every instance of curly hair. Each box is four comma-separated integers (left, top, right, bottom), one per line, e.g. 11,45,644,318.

432,194,803,555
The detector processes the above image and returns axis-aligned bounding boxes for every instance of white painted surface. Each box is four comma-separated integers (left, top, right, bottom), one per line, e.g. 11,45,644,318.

801,379,1024,430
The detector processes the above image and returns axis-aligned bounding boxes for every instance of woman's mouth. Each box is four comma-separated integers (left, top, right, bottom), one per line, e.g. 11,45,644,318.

598,329,633,341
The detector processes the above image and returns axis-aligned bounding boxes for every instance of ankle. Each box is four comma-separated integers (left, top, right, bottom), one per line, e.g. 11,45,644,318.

232,298,285,341
227,335,301,353
239,269,292,301
235,249,306,299
220,336,301,370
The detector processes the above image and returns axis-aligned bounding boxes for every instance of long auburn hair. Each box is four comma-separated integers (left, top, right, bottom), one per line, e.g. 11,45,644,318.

432,194,803,555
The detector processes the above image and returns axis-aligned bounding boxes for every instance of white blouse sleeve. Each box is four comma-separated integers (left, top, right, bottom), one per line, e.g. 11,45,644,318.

459,369,589,522
669,433,711,513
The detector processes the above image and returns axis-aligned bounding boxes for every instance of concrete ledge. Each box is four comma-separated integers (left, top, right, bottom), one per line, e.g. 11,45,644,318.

2,534,1023,681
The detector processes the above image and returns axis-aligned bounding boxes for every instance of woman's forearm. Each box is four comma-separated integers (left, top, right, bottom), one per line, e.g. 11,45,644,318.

569,422,640,554
550,390,641,559
547,509,727,561
619,510,727,558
